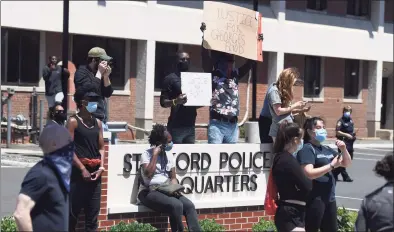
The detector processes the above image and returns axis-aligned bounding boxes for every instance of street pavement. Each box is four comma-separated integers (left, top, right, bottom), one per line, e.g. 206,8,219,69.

335,146,393,210
0,143,392,217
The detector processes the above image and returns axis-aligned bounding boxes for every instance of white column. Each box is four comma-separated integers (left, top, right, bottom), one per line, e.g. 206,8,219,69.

367,60,383,137
135,40,156,139
267,52,284,85
370,0,385,33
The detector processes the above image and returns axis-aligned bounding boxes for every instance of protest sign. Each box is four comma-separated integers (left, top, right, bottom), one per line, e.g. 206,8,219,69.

181,72,212,106
202,1,263,62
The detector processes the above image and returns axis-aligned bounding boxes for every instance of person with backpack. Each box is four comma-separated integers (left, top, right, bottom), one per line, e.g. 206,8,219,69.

272,121,312,231
297,117,352,232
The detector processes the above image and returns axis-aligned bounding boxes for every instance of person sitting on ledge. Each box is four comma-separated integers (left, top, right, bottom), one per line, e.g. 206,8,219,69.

138,124,201,232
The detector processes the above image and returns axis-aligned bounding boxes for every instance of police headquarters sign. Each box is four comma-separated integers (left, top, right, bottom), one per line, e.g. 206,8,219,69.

107,144,273,214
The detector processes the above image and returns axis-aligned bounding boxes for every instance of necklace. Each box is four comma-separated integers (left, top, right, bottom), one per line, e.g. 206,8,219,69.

76,114,94,129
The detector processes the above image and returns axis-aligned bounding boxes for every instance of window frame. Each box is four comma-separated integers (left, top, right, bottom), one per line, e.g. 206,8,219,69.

153,42,180,92
306,0,327,11
1,28,40,86
346,0,370,18
343,59,363,102
303,56,324,101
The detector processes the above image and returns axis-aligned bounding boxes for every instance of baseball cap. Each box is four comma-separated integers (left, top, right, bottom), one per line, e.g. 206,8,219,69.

39,124,72,154
88,47,112,61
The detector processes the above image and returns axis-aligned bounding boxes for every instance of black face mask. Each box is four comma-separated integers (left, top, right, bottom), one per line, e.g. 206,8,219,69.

53,112,67,125
178,61,189,72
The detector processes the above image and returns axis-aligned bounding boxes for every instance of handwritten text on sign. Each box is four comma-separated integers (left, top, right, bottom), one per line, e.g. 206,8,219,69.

181,72,212,106
203,1,262,61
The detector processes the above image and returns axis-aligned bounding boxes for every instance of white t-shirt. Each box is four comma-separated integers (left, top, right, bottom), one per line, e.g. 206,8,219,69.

140,147,175,186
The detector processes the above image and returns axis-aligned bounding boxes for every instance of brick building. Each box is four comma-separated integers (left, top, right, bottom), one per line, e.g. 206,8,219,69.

1,0,393,141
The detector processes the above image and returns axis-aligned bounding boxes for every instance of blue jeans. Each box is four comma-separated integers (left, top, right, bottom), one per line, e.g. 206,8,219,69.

169,126,196,144
208,119,239,144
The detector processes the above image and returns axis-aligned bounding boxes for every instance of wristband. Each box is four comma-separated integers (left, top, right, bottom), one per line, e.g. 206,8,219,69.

172,99,176,106
99,167,105,172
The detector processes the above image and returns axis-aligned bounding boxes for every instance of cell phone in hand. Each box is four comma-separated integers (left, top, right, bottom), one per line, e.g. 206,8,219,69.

336,152,342,159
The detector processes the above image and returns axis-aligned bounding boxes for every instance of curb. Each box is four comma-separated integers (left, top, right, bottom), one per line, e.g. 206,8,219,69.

1,160,35,167
326,144,393,149
1,149,43,155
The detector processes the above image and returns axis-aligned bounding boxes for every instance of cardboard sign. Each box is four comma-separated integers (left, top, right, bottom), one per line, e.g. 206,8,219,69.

202,1,263,62
181,72,212,106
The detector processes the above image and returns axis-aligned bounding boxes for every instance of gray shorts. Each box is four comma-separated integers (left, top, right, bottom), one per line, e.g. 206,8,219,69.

269,117,294,137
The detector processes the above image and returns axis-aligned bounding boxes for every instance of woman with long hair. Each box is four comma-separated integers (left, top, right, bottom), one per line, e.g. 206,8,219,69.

272,121,312,232
297,117,352,232
267,67,310,142
355,152,394,232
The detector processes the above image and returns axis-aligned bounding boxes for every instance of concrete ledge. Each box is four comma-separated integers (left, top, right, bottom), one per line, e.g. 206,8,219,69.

1,160,35,167
376,129,393,140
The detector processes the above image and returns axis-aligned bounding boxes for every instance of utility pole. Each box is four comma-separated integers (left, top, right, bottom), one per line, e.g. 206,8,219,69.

62,0,70,114
251,0,259,121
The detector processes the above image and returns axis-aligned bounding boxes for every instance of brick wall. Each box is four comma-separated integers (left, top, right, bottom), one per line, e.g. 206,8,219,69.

74,141,271,232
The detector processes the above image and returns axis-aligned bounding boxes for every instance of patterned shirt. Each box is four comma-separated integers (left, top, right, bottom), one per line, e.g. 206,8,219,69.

210,68,240,118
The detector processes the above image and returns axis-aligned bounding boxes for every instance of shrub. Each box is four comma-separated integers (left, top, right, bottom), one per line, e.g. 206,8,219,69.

239,125,246,138
106,221,158,232
1,216,17,232
252,218,276,232
198,219,225,232
337,206,358,232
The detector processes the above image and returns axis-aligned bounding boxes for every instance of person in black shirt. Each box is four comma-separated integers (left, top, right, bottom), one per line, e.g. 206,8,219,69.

43,58,69,108
160,51,199,144
333,105,355,182
355,152,394,232
272,121,312,232
13,123,74,232
297,117,352,232
74,47,114,130
67,85,105,232
47,103,67,126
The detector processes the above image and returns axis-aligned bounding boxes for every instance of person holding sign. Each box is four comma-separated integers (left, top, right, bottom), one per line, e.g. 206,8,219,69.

160,51,199,144
201,22,262,144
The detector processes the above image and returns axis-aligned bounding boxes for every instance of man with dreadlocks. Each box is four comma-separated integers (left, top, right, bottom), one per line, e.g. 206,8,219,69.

137,124,201,232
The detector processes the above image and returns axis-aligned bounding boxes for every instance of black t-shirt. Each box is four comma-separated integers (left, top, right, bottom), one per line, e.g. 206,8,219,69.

297,143,338,202
273,152,312,202
160,72,197,128
20,161,68,232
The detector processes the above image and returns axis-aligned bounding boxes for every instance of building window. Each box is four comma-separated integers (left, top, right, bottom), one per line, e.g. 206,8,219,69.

307,0,327,11
154,42,179,90
304,56,322,98
72,35,126,89
347,0,370,17
1,28,40,85
344,59,360,99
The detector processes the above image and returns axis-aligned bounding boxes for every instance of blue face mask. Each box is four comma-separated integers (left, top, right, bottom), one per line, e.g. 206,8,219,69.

86,102,98,113
293,139,304,157
343,112,351,118
165,141,173,151
314,128,327,143
43,142,74,192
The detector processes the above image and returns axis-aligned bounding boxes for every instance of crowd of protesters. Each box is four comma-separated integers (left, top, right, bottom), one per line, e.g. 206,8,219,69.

12,21,393,232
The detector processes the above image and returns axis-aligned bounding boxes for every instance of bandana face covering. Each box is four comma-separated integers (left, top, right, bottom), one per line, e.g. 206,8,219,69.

44,142,75,192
